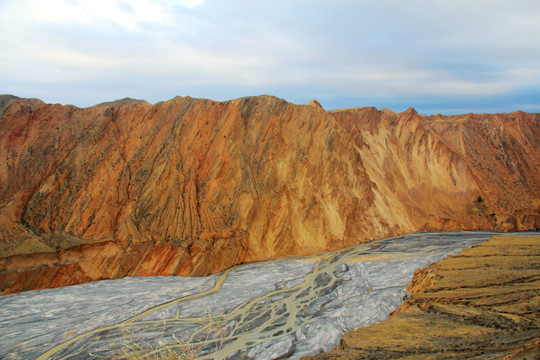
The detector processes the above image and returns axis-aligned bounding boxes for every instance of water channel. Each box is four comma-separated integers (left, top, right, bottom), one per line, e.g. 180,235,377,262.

0,231,514,359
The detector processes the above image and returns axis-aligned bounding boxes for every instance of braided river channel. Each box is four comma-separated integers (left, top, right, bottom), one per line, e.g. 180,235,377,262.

1,231,526,359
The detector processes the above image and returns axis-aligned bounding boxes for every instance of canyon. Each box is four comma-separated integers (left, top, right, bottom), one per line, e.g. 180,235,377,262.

1,94,539,294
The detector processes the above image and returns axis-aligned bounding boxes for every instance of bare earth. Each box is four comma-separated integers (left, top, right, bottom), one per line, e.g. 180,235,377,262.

304,234,540,360
1,95,539,294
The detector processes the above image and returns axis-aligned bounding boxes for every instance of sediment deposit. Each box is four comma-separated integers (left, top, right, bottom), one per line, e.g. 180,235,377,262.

1,94,539,293
0,231,497,360
305,234,540,359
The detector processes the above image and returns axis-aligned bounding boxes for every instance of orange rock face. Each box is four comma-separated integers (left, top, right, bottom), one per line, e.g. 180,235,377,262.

0,94,538,294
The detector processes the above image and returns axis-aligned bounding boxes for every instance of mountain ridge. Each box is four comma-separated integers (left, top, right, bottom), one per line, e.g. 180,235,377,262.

0,94,538,294
6,93,539,116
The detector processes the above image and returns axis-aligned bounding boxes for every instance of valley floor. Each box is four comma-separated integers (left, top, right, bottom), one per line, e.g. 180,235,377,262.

304,234,540,360
0,231,497,360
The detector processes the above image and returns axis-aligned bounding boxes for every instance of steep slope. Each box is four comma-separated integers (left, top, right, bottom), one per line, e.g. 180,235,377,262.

331,107,540,233
0,95,538,294
425,111,540,230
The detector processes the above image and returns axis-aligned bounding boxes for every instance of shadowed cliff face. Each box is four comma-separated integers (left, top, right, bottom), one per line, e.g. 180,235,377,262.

0,95,539,294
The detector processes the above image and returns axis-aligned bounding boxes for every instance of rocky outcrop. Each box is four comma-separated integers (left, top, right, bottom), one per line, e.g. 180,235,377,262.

0,94,539,294
331,107,540,234
304,234,540,360
0,235,246,294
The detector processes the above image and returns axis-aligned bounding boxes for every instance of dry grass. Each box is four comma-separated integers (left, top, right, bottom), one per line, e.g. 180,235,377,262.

112,312,225,360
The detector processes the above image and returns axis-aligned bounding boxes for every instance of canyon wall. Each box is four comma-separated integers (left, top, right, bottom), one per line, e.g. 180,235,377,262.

1,94,539,294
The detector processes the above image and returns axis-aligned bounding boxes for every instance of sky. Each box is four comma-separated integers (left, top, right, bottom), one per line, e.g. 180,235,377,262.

1,0,540,115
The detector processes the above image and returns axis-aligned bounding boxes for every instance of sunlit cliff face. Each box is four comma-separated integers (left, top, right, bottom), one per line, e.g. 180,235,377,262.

0,94,539,294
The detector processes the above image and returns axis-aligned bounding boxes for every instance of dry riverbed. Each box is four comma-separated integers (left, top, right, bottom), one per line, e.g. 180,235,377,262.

305,234,540,360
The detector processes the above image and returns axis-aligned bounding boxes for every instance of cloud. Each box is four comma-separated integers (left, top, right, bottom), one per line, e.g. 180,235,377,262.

0,0,539,114
23,0,170,30
175,0,205,9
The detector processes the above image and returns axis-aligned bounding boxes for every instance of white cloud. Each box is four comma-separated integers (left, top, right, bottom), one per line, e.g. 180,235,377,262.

176,0,205,9
24,0,170,30
0,0,539,113
26,0,89,24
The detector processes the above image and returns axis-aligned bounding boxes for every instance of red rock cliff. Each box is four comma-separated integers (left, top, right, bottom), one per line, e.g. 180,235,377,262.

1,95,538,294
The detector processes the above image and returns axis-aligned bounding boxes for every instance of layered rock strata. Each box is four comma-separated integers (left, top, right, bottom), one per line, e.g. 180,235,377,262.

305,234,540,360
0,94,539,294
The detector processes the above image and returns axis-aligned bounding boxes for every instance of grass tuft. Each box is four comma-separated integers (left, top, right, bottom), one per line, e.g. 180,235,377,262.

111,311,225,360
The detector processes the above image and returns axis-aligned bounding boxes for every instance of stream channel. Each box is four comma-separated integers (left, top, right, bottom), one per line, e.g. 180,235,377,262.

0,231,513,359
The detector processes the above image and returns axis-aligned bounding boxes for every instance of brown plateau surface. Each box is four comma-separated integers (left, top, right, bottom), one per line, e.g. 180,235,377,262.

0,94,539,294
304,234,540,360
